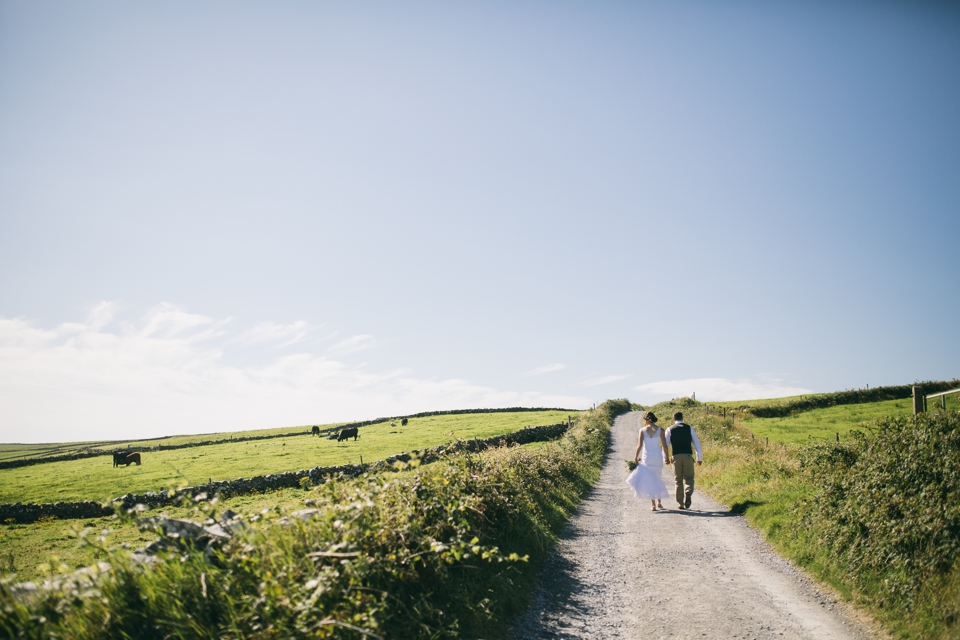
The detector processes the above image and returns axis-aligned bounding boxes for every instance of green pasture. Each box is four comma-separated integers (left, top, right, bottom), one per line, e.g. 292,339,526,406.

2,439,557,583
740,395,960,445
0,423,339,462
0,410,571,504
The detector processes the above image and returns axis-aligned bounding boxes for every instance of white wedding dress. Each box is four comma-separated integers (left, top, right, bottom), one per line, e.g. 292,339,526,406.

625,427,671,501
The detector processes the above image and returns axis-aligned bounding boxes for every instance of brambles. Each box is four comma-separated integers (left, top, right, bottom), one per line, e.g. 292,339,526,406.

797,412,960,613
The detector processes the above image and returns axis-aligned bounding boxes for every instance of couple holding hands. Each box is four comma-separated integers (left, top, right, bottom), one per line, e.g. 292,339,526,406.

626,410,703,511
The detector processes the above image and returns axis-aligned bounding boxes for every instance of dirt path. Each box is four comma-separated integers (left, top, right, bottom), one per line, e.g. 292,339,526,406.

509,412,881,640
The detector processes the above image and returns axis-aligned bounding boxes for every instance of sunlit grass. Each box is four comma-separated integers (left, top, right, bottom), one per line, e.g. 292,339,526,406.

0,410,572,504
740,395,959,445
0,406,619,638
2,439,560,583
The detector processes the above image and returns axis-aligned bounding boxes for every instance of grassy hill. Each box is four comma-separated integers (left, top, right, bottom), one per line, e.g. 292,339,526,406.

717,385,959,446
0,410,572,504
0,424,320,463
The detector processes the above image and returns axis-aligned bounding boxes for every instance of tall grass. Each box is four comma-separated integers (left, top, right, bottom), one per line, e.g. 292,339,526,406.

0,403,623,639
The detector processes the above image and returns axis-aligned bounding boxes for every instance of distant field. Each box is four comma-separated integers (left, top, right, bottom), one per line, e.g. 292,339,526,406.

0,410,572,504
739,395,960,445
0,423,339,462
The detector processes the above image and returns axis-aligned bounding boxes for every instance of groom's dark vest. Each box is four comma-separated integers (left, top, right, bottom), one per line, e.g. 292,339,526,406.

670,423,693,456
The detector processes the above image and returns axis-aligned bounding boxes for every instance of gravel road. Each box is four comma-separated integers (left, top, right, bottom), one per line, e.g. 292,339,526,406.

509,412,883,640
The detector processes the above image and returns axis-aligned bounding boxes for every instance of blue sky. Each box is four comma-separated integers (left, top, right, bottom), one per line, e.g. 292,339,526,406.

1,1,958,442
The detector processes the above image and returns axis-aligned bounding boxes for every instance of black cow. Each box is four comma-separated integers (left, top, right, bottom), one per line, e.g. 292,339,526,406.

337,427,359,442
401,418,408,426
113,451,141,467
311,426,321,436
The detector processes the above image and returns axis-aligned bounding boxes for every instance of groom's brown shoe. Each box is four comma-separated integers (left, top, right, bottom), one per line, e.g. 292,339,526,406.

677,503,685,510
685,496,692,509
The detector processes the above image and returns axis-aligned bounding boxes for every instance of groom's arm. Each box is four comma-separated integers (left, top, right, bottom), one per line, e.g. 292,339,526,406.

691,426,704,464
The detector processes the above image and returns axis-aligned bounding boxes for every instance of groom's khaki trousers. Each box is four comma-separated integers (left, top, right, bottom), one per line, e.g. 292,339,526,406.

673,454,695,505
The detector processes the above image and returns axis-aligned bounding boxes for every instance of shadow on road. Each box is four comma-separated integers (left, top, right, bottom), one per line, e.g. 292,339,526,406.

509,551,601,639
657,508,743,518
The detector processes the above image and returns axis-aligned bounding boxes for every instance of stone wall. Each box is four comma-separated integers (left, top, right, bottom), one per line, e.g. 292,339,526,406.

0,501,113,524
0,423,571,524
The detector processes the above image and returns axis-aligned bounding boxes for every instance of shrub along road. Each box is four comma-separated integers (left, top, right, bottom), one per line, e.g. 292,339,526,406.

510,411,879,640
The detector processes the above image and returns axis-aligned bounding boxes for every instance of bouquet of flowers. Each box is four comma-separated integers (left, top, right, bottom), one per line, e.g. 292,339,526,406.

624,459,638,472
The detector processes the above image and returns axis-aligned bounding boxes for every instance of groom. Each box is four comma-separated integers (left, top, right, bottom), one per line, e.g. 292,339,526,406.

664,411,703,510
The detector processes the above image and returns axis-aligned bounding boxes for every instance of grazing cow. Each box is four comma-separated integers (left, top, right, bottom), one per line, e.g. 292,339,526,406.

337,427,359,442
311,426,321,437
114,452,141,467
401,418,408,426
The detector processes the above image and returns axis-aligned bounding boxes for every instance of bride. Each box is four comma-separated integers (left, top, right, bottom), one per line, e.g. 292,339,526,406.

626,411,671,510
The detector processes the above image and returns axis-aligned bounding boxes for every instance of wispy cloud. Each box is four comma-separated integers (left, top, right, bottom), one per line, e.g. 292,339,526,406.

327,334,374,355
632,377,812,402
236,321,311,347
580,374,631,387
525,363,567,376
0,303,589,442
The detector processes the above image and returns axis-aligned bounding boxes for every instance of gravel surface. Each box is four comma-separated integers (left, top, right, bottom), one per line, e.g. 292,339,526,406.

509,412,884,640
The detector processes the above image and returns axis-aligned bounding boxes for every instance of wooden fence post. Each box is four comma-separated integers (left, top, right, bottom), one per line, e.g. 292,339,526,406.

835,432,839,443
913,386,925,415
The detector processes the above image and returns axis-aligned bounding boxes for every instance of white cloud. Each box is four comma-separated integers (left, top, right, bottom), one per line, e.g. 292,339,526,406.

0,304,589,443
236,321,311,347
327,334,374,355
632,377,812,403
525,363,567,376
581,374,631,387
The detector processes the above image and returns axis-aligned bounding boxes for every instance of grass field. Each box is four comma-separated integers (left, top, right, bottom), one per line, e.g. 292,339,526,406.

0,423,332,462
739,394,960,445
0,410,571,504
3,439,559,585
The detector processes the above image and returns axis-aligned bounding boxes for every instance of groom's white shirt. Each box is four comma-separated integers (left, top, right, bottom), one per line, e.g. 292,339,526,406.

664,421,703,462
